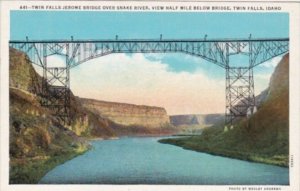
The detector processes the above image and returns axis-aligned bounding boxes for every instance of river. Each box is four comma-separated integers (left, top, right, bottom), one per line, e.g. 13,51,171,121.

39,137,289,185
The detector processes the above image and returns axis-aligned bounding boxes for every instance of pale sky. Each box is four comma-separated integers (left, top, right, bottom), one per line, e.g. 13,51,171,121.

11,11,288,115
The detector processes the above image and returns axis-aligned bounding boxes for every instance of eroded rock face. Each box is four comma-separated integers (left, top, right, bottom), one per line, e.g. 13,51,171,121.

80,98,170,128
268,54,289,97
256,54,289,107
9,48,116,138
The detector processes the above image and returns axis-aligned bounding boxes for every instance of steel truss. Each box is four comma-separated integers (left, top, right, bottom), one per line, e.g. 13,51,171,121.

9,37,289,125
225,67,255,124
41,67,70,124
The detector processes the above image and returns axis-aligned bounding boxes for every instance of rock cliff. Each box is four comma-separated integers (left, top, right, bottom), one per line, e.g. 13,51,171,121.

9,47,176,140
80,98,171,129
9,48,92,183
9,48,117,139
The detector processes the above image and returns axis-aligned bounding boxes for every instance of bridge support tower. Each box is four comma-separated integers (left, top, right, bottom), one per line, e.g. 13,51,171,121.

9,37,289,127
225,66,255,125
40,44,71,125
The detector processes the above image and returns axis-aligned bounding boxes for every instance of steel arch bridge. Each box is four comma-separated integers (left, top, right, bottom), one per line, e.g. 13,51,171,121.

9,37,289,126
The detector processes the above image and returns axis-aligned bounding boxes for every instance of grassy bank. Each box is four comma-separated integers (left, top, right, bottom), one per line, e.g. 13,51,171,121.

160,54,290,168
10,146,89,184
159,130,288,167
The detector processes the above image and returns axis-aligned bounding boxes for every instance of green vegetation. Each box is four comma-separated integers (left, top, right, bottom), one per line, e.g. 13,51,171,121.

159,124,288,167
160,99,289,166
174,124,205,134
9,87,91,184
10,147,89,184
160,54,289,168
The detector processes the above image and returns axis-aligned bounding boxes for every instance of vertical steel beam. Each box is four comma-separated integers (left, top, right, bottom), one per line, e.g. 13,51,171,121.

225,43,233,125
41,43,48,106
40,43,71,125
225,41,256,126
65,43,71,125
42,67,70,125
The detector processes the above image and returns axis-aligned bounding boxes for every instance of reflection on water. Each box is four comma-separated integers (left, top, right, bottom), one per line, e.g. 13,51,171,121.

40,137,289,185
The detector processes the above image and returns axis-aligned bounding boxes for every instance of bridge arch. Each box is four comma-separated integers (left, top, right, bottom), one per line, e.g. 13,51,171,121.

10,37,289,125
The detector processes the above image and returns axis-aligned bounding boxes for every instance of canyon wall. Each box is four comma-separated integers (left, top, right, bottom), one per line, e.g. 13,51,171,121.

80,98,171,128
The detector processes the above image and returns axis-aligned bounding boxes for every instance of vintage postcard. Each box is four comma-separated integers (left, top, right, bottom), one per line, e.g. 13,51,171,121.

0,0,299,191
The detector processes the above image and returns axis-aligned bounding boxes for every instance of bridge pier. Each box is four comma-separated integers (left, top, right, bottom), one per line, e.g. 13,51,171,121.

39,44,71,125
225,66,255,125
41,66,71,125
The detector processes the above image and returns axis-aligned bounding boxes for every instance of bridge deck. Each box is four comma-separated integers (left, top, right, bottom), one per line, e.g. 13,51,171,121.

10,37,289,44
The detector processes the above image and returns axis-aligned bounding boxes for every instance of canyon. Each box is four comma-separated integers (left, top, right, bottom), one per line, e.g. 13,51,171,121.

8,47,223,184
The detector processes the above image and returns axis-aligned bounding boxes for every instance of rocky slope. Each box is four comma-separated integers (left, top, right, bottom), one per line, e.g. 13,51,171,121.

160,54,289,167
9,48,116,139
9,48,91,183
10,48,141,183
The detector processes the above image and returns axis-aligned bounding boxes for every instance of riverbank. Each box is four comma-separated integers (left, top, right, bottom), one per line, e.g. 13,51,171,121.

88,136,119,141
40,136,288,185
159,135,289,168
159,54,290,168
10,144,90,184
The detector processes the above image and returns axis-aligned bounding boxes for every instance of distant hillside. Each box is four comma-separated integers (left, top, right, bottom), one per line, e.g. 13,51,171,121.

80,98,177,136
170,114,224,127
160,54,289,167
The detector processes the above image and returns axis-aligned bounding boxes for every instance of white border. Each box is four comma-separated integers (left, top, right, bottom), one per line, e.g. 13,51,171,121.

1,1,299,191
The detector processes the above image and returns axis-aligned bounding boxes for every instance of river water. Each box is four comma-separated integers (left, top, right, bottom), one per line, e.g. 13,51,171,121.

39,137,289,185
